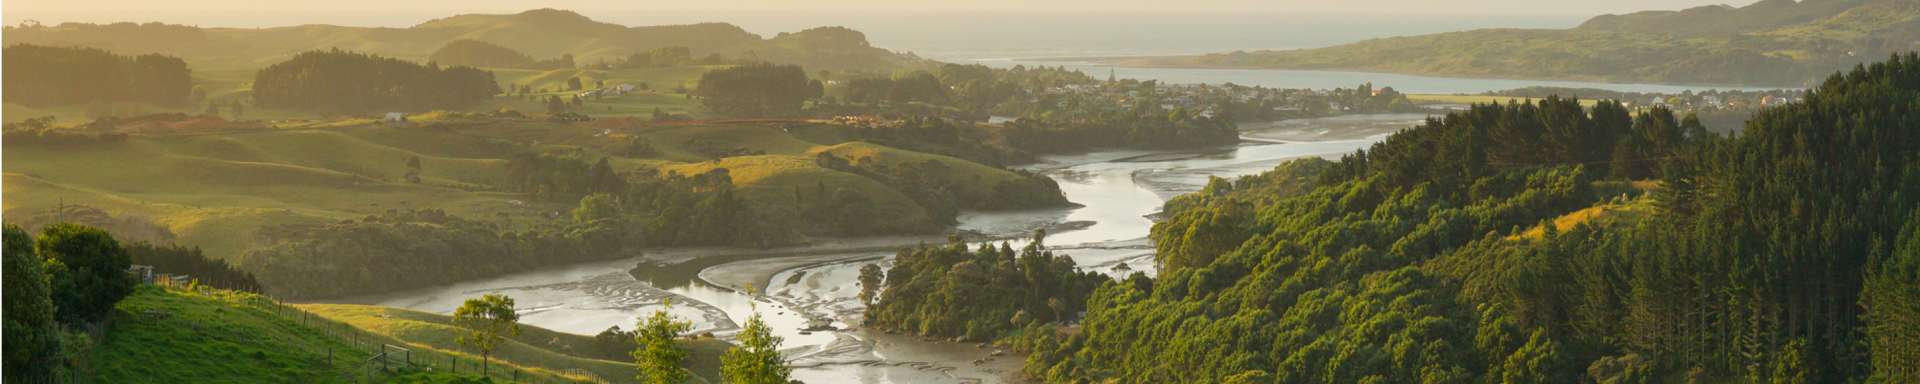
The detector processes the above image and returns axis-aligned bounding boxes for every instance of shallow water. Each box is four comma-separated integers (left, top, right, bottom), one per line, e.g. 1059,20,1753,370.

342,114,1412,383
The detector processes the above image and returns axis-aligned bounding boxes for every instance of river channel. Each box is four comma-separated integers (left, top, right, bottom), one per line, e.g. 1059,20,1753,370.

345,113,1425,383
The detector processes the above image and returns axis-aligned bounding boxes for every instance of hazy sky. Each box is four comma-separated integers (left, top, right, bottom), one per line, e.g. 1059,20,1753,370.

6,0,1755,20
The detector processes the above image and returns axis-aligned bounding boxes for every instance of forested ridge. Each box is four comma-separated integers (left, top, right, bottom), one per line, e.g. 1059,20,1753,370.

252,49,499,114
1,44,192,107
1007,54,1920,383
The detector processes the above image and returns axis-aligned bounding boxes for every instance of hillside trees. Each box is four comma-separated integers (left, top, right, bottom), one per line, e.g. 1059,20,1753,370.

427,39,576,70
429,39,536,68
3,225,60,382
252,49,499,114
124,242,261,292
863,236,1108,340
695,63,822,117
38,223,136,324
2,44,191,107
1021,53,1920,383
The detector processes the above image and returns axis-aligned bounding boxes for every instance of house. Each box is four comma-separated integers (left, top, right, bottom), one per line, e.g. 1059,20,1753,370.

617,84,637,93
383,112,407,123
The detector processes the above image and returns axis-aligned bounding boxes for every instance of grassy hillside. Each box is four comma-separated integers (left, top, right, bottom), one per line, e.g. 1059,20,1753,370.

1,8,929,73
5,116,1063,297
89,285,607,383
299,303,731,384
1101,0,1917,86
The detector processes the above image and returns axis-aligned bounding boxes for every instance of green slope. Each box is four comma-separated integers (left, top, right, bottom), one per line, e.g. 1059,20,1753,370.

300,303,731,384
89,285,604,383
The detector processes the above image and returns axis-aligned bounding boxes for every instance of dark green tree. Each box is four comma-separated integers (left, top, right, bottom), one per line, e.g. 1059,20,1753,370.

720,314,790,384
3,224,60,382
38,223,134,324
633,301,693,384
454,293,520,377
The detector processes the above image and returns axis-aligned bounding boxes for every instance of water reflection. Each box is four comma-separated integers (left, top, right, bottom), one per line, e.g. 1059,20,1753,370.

347,114,1414,383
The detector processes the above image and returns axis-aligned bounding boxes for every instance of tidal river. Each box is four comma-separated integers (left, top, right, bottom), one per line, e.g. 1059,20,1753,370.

344,113,1423,383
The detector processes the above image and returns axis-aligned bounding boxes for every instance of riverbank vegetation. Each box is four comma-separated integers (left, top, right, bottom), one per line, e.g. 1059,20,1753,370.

863,235,1109,341
1012,53,1920,383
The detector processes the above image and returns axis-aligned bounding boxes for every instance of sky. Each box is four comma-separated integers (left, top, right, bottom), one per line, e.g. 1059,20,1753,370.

5,0,1756,22
0,0,1759,59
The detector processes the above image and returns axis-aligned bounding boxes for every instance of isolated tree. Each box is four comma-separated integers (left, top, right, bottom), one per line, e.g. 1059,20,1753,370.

454,293,520,377
405,155,423,184
573,193,620,224
633,300,692,384
567,77,583,91
546,95,568,115
857,263,883,305
38,223,133,324
720,314,790,384
3,224,60,382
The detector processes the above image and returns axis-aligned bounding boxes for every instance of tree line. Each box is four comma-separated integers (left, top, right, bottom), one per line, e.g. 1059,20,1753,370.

2,44,191,107
694,63,824,117
862,234,1109,341
4,223,140,382
252,49,499,114
428,39,575,70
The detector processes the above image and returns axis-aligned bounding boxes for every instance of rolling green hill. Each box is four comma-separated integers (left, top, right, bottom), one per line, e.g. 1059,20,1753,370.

4,116,1064,298
2,8,931,73
1098,0,1918,86
90,285,620,383
299,303,731,384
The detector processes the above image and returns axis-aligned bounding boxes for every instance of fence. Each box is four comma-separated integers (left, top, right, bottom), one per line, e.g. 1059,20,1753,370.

257,296,611,383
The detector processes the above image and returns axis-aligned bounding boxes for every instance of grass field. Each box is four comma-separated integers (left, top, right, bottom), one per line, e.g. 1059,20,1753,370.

89,285,608,383
2,126,567,262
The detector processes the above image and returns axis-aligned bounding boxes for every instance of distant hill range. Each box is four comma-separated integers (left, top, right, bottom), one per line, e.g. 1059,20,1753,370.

1,8,929,72
1088,0,1919,87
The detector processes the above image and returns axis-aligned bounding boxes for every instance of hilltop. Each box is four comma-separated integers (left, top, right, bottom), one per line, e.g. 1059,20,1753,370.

1091,0,1918,86
1,8,931,72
